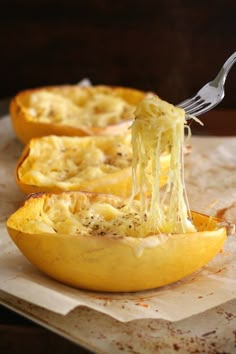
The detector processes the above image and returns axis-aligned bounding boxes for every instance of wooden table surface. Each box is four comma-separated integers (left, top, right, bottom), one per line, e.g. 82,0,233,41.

0,306,91,354
0,105,236,354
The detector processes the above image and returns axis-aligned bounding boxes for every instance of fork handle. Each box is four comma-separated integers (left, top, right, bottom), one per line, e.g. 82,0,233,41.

213,51,236,87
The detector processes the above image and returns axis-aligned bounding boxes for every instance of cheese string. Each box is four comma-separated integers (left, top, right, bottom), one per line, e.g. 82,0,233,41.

129,95,196,234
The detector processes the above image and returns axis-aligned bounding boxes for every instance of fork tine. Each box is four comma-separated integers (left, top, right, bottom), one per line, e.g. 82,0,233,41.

182,98,205,112
178,95,202,109
178,97,195,109
185,102,211,116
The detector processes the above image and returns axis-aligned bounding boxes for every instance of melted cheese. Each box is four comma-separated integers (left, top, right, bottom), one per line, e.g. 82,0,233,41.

129,94,196,234
18,134,132,188
27,87,137,127
18,95,196,239
19,192,161,238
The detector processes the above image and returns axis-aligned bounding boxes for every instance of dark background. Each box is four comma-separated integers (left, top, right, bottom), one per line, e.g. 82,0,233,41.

0,0,236,108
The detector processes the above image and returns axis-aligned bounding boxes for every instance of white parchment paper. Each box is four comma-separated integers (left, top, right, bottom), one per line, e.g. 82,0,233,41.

0,115,236,322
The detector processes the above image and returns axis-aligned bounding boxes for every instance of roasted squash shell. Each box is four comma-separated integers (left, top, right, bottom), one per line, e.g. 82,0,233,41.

10,85,146,144
7,191,227,292
15,134,170,196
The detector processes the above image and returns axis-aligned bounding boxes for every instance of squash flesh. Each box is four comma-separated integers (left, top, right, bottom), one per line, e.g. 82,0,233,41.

16,134,170,196
10,85,146,144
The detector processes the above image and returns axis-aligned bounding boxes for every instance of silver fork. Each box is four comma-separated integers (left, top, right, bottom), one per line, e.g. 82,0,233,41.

178,51,236,117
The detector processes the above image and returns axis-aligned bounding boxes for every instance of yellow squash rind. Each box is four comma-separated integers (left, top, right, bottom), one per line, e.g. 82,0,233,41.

6,191,227,292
